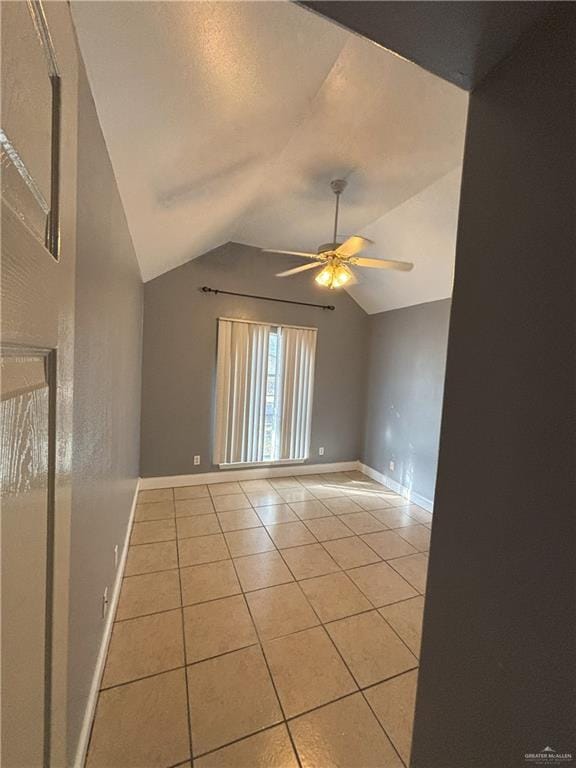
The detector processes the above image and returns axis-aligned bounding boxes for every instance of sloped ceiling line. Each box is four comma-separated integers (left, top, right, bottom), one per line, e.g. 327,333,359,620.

228,36,355,246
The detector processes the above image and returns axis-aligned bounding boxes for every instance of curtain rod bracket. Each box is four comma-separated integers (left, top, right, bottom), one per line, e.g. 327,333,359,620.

200,286,335,311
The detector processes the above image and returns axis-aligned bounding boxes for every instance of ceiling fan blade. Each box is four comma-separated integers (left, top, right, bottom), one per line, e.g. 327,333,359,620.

334,235,373,258
264,248,320,259
276,262,323,277
346,269,359,286
354,257,413,271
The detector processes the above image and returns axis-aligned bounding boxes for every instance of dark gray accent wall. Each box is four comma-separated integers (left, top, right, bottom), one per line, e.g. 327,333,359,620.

411,8,575,767
362,299,450,506
307,2,575,764
67,66,143,761
140,243,369,477
301,1,547,90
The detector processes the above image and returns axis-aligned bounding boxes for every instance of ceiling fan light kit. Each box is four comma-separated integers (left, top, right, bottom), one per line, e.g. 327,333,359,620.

315,260,353,289
265,179,414,289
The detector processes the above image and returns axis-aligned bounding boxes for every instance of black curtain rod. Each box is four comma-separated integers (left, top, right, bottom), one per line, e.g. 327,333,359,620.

200,286,335,311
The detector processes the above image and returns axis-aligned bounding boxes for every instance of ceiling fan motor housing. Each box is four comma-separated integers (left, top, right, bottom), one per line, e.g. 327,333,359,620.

330,179,347,195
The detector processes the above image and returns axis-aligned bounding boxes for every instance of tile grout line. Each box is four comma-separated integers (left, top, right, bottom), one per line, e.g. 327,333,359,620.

133,514,176,523
124,563,179,577
167,760,193,768
282,514,417,768
123,535,425,608
100,663,189,693
270,486,424,766
159,504,422,536
189,658,423,762
188,683,413,763
372,611,422,663
120,474,426,765
386,554,429,594
295,584,389,729
218,523,305,768
112,567,426,626
189,720,293,763
309,471,422,766
322,541,423,603
100,641,263,693
173,491,196,768
268,566,413,764
360,686,409,768
114,603,183,624
122,527,426,614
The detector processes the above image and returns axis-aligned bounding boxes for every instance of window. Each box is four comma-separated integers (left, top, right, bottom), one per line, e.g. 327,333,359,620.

213,318,317,466
263,328,280,462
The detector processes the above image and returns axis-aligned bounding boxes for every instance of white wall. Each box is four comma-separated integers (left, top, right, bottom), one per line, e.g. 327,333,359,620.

347,166,462,314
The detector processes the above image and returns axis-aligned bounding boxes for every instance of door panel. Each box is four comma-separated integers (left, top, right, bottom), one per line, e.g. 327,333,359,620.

1,350,52,767
0,1,78,765
1,0,59,255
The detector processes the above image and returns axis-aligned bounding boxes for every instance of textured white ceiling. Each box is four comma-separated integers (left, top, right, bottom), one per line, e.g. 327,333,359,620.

72,0,468,311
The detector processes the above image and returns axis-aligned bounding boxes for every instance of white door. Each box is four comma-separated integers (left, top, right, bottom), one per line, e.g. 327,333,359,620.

1,2,79,765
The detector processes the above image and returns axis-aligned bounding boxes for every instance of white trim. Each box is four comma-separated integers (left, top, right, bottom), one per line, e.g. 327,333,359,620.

358,462,434,512
139,461,435,509
139,461,360,490
73,479,140,768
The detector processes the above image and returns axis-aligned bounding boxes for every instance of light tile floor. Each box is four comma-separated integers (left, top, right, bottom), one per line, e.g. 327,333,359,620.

86,471,431,768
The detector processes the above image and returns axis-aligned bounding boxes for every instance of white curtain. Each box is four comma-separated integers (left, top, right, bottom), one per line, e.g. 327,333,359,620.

277,327,317,461
214,318,317,465
213,319,270,465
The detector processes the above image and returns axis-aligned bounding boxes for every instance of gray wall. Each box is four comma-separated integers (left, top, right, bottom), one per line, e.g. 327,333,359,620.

412,8,575,767
362,299,451,506
140,243,369,477
67,66,143,761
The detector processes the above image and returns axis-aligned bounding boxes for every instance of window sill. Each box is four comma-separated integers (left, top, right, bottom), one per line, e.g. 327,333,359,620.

218,459,307,470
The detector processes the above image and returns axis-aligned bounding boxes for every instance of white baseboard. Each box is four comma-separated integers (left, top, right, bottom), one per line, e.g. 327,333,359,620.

140,462,434,511
139,460,360,490
358,462,434,513
73,479,140,768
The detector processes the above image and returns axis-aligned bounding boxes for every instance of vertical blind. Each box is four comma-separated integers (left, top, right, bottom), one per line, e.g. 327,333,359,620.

214,318,317,465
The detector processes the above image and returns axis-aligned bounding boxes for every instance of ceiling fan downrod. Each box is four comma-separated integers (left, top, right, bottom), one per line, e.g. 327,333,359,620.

330,178,347,246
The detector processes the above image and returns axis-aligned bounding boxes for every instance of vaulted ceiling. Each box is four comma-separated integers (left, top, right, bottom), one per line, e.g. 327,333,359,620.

72,1,468,313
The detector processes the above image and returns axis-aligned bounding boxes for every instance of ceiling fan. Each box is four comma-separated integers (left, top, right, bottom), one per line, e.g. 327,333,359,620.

263,179,413,289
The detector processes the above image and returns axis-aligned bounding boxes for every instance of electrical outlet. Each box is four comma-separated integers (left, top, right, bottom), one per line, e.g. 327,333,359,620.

101,586,109,619
319,446,325,456
389,460,395,472
114,544,119,569
194,455,201,466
